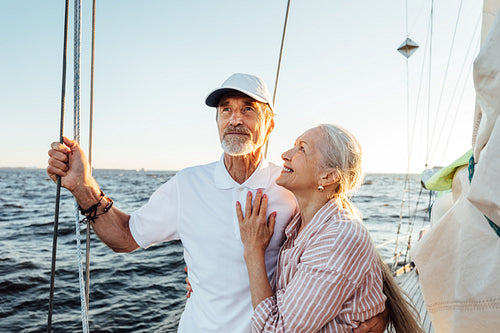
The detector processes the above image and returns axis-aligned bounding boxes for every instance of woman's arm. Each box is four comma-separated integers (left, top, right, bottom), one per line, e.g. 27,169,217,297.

239,201,385,332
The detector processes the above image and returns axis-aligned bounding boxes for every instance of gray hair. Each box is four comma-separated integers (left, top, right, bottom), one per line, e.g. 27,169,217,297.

215,91,274,123
316,124,363,217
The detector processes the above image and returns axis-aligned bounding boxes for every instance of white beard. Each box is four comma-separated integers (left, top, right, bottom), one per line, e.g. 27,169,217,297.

221,135,256,156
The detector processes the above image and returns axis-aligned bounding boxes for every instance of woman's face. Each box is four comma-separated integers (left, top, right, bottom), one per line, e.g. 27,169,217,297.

276,127,326,194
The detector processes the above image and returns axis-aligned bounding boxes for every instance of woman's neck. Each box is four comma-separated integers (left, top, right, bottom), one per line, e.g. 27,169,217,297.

294,191,330,233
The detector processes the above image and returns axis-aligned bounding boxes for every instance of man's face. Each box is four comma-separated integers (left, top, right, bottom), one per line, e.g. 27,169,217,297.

217,92,274,156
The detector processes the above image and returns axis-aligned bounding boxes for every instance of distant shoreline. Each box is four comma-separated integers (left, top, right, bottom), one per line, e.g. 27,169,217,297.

0,167,415,175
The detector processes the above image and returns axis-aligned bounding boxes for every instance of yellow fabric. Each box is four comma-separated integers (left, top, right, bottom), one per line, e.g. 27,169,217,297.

422,149,472,191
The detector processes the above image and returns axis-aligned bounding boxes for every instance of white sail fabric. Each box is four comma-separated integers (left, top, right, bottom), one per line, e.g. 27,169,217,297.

412,3,500,332
471,0,500,160
469,1,500,225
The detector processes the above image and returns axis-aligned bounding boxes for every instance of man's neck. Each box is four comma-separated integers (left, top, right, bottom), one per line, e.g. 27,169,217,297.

223,148,263,184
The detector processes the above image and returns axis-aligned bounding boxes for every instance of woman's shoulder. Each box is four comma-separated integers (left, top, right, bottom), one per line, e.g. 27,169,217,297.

304,209,377,273
332,210,371,242
317,208,371,245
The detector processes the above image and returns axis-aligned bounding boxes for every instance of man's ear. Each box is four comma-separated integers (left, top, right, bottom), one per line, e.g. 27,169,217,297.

265,118,275,142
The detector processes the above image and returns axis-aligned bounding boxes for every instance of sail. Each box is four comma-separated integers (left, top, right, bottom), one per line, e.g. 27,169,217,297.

471,0,500,155
469,0,500,225
412,2,500,332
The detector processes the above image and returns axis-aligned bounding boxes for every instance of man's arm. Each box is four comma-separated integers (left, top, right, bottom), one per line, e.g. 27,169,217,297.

47,136,139,253
353,309,388,333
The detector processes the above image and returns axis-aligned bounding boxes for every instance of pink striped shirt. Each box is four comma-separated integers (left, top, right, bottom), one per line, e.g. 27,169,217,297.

252,199,386,332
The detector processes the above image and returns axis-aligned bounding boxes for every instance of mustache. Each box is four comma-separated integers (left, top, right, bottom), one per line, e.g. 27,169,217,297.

223,125,251,136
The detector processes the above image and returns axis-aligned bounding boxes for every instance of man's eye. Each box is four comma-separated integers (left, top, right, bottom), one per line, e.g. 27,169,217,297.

221,107,231,112
299,146,305,152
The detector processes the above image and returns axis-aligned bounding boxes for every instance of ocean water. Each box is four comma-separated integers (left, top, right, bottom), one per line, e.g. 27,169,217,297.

0,169,430,332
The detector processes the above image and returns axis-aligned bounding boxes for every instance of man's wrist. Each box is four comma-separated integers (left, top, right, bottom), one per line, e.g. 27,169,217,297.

72,185,102,211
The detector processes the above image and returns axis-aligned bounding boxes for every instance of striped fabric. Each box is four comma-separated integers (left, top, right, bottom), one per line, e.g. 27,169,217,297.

252,199,386,332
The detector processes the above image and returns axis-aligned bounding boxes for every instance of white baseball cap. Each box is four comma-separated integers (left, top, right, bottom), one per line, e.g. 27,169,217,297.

205,73,274,112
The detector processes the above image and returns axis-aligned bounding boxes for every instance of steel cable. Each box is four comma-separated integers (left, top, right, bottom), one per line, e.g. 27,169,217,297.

47,1,70,331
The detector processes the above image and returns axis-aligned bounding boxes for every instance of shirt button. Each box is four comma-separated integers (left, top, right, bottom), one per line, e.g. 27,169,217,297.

238,187,244,191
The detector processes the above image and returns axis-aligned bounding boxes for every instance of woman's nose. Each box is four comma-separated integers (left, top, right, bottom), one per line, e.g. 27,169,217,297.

281,148,293,161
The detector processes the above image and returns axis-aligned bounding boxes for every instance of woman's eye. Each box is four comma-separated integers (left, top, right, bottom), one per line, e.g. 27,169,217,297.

243,107,254,112
299,146,305,152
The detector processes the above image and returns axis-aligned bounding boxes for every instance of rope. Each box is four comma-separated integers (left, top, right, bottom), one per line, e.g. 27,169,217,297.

84,0,97,313
376,233,411,250
73,0,89,331
264,0,291,158
393,179,408,271
48,1,70,332
403,186,424,265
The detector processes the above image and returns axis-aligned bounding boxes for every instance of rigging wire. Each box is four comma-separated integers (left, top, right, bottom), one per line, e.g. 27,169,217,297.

394,0,435,271
394,0,412,272
433,14,481,164
419,190,436,238
427,0,463,150
394,1,479,273
407,14,432,169
393,0,427,271
405,0,409,37
72,0,89,331
403,186,424,265
440,44,478,164
408,0,428,37
84,0,97,313
393,185,407,271
48,1,70,331
425,0,434,167
264,0,291,158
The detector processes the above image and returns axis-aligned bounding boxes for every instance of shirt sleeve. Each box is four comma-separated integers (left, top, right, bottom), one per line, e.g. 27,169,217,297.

252,264,357,333
129,175,180,248
252,221,385,333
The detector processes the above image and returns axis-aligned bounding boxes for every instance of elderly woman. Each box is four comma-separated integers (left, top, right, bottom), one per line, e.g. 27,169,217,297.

237,124,423,332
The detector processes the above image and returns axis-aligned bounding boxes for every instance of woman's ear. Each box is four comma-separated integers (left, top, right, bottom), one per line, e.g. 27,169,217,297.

319,169,340,188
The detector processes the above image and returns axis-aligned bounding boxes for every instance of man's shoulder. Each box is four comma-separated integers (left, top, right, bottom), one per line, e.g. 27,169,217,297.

263,161,296,203
265,160,284,176
177,160,218,177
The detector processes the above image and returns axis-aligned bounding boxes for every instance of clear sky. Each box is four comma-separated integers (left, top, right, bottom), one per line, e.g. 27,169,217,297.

0,0,483,173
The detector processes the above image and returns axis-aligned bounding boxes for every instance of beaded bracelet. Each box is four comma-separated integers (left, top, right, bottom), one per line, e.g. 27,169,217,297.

78,191,114,224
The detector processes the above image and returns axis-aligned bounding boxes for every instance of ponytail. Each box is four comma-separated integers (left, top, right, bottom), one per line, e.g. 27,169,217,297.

379,254,425,333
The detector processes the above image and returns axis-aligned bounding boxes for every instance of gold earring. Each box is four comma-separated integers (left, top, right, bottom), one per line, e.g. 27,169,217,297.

318,185,324,191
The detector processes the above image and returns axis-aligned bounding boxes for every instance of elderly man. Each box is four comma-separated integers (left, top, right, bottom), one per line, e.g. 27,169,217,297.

47,73,385,332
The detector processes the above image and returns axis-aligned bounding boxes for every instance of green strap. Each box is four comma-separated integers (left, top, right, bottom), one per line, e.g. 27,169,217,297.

468,155,500,238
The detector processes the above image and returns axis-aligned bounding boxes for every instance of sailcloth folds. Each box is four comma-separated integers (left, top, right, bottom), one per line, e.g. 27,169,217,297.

412,3,500,333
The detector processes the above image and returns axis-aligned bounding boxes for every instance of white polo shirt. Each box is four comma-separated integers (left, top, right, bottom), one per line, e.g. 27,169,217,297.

129,156,297,333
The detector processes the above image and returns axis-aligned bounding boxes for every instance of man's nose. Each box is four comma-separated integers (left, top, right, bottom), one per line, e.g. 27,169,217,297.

229,111,243,125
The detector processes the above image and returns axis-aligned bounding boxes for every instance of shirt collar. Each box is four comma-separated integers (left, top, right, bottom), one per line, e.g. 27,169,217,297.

214,153,271,190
